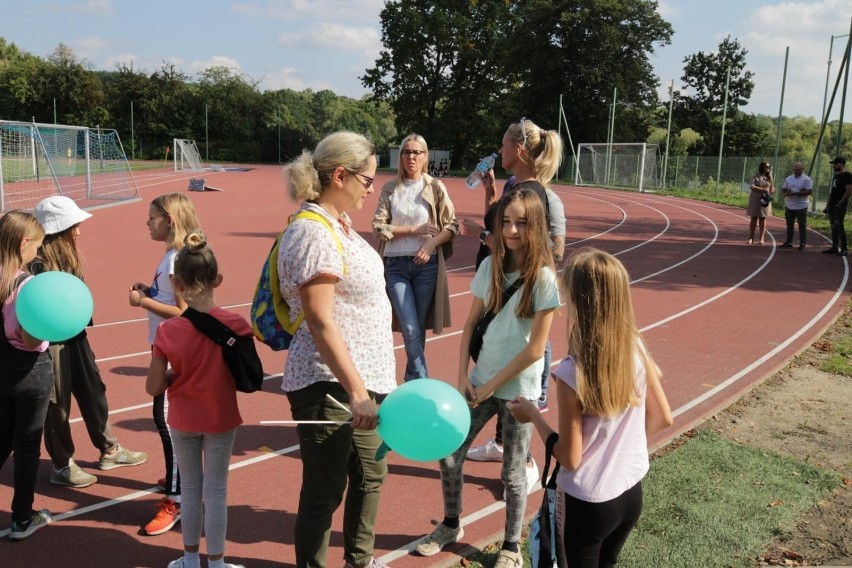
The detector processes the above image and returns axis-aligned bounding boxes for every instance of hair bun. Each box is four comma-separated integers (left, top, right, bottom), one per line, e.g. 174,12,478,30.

184,229,208,253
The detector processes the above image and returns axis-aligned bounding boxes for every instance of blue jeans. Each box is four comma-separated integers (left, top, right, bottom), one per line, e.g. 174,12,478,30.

0,350,52,524
384,254,438,381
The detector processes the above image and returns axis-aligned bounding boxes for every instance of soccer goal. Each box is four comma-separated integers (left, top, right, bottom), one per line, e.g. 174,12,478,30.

0,120,140,211
575,143,660,192
173,138,204,172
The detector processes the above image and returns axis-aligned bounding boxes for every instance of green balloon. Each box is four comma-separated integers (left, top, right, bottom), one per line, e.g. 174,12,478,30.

16,271,94,342
378,378,471,462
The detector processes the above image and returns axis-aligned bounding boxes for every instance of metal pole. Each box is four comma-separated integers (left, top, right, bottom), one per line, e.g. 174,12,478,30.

716,66,731,194
53,98,57,124
607,87,617,186
773,46,789,206
205,104,209,161
814,35,837,210
663,80,674,189
835,27,852,158
130,100,135,160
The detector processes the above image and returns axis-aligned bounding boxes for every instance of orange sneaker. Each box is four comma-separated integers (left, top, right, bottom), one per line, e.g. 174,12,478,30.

144,497,180,536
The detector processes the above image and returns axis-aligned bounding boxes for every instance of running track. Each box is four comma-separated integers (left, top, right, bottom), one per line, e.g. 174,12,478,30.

1,165,848,568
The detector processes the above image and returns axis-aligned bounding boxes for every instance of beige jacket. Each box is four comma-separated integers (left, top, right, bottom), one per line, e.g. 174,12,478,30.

372,174,458,333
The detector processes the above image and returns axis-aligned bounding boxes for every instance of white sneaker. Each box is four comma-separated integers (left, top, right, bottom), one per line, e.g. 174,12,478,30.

466,439,503,462
415,523,464,556
502,458,540,501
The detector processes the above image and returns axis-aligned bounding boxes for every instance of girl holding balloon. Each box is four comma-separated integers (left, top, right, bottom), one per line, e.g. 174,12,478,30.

509,248,673,568
0,210,52,540
129,193,200,536
417,189,560,568
30,196,147,490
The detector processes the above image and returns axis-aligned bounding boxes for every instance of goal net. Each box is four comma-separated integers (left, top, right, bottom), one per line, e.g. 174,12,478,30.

575,143,660,192
174,138,204,172
0,120,139,211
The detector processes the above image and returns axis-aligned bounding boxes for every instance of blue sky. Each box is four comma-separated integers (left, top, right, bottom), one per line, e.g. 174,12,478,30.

2,0,850,121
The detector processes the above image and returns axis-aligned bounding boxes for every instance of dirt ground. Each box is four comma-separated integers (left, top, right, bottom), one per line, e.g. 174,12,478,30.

695,303,852,566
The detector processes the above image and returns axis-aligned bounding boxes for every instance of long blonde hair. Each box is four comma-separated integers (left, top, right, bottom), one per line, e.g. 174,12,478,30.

0,211,44,304
505,118,564,185
151,193,201,251
37,228,83,278
488,189,554,318
563,248,648,417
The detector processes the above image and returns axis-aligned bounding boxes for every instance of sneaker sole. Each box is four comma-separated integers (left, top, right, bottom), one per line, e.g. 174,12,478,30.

145,515,181,536
99,457,148,471
465,454,503,462
9,516,51,540
415,527,464,557
50,477,96,488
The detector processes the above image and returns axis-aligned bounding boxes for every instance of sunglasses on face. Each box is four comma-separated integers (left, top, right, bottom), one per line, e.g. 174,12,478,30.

401,150,426,157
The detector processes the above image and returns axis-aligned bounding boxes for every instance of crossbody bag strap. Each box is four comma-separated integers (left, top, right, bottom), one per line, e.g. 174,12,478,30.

181,307,239,347
540,431,560,488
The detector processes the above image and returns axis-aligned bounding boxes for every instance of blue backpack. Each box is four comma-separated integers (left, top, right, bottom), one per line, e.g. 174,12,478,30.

251,210,346,350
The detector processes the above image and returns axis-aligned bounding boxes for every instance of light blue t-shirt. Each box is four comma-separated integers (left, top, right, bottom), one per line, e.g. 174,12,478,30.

470,256,560,401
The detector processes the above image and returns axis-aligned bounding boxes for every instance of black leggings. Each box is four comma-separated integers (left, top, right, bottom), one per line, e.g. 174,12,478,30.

562,481,642,568
153,392,180,495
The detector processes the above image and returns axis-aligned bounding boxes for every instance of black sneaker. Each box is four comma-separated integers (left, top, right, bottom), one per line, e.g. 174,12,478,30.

799,243,806,250
9,509,51,540
780,242,793,248
840,249,848,257
822,247,838,254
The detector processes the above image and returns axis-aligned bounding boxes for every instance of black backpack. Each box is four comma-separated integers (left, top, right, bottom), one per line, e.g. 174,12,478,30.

181,307,264,393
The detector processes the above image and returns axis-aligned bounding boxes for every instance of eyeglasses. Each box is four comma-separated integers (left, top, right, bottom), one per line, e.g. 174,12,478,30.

401,150,426,157
344,168,374,188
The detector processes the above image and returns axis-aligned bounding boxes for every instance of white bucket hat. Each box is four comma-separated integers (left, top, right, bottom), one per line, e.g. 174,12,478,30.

34,196,93,235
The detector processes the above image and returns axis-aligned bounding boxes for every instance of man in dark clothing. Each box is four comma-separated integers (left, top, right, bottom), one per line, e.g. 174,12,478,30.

823,157,852,256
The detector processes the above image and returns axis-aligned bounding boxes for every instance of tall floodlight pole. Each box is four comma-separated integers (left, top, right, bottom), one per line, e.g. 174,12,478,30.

663,80,674,189
130,101,135,160
205,104,209,161
835,25,852,158
607,87,617,186
815,32,851,210
715,66,732,195
773,47,790,202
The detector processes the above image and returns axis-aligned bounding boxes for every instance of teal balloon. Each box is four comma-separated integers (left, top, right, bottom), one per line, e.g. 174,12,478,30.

16,272,93,342
378,378,471,462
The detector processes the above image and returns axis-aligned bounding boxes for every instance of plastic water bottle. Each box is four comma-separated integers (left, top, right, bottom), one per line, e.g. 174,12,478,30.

465,153,498,190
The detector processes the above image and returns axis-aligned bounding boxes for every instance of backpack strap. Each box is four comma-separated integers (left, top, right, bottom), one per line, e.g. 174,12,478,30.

181,307,240,347
540,432,560,488
291,210,348,276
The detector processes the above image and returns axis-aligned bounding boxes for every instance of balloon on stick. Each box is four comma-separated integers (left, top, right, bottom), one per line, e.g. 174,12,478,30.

16,271,94,342
377,378,471,462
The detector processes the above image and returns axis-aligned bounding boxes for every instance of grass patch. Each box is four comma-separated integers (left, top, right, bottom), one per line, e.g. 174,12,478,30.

819,355,852,376
831,336,852,357
619,430,838,567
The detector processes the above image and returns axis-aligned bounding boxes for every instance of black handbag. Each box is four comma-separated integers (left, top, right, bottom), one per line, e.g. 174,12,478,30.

468,277,524,363
760,191,771,207
181,307,264,393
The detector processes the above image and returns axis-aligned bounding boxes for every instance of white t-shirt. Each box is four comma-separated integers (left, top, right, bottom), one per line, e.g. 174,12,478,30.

553,347,650,503
146,249,177,345
469,257,560,401
383,177,431,257
278,203,396,395
782,173,813,210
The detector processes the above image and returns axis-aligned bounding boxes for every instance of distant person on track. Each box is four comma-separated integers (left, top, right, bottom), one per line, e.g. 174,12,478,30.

822,157,852,256
416,190,560,568
279,132,396,568
780,162,812,250
31,196,146,490
146,230,246,568
372,133,458,381
509,247,673,568
746,161,774,245
0,210,52,540
129,193,201,536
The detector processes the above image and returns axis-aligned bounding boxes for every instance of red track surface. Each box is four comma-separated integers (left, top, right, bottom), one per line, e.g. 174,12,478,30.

1,165,848,567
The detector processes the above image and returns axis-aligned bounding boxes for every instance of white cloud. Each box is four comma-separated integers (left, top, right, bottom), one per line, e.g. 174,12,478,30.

232,0,383,23
740,0,848,117
656,0,679,20
277,22,381,54
259,66,333,92
42,0,114,16
189,55,242,74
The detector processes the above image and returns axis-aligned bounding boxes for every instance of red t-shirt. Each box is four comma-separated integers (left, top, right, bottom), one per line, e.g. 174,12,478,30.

153,307,247,433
